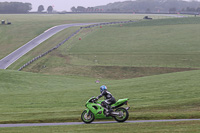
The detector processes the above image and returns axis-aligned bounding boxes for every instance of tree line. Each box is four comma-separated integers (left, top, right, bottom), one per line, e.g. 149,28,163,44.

0,2,54,14
0,2,32,13
71,6,103,12
1,0,200,14
71,0,200,13
37,5,54,13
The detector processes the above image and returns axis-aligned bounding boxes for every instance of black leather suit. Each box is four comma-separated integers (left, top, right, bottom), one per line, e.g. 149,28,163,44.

96,90,116,111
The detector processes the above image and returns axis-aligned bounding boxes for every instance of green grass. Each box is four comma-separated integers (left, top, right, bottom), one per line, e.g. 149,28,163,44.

13,16,200,79
1,69,200,123
1,13,158,60
1,14,200,130
1,121,200,133
65,17,200,68
8,26,80,70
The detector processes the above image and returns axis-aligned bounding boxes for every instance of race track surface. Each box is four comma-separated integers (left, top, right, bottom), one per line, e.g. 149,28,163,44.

0,23,96,69
0,14,186,70
0,119,200,128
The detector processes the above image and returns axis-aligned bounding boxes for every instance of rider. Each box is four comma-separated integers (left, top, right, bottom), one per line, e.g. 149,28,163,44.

96,85,116,115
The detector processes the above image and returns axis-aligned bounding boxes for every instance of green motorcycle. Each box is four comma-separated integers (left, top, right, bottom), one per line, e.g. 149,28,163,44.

81,97,130,123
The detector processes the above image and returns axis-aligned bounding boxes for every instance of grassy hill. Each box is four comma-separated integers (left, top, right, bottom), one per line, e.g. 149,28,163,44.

1,14,200,126
0,69,200,123
0,14,143,60
12,16,200,79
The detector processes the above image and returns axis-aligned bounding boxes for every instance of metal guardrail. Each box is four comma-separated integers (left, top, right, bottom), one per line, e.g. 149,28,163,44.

18,20,134,71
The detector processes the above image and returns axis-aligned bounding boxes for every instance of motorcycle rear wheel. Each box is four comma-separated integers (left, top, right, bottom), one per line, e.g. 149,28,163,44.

114,107,129,122
81,110,94,124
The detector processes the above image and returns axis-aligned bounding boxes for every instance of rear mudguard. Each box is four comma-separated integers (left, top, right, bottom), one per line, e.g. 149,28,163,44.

111,98,129,109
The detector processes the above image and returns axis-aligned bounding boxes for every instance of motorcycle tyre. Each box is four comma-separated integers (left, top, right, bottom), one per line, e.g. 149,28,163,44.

81,110,95,124
114,107,129,122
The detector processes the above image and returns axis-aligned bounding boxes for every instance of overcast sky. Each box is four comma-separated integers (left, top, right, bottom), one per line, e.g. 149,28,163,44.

0,0,199,11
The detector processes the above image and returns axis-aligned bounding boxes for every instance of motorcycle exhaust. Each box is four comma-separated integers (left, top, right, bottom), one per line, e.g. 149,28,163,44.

111,112,120,116
111,112,124,117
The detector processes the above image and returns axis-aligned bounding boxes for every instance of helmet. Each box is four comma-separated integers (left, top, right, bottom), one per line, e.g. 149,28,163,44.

100,85,107,93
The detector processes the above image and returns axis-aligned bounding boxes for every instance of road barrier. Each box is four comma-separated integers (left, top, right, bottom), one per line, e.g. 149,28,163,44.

18,20,135,71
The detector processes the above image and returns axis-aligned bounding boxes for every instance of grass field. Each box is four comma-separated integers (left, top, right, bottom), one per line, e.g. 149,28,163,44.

59,17,200,69
11,16,200,79
0,69,200,123
0,14,163,60
1,14,200,132
1,121,200,133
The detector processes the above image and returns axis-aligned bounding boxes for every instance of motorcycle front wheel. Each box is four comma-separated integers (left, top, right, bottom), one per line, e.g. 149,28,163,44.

81,110,94,124
114,107,129,122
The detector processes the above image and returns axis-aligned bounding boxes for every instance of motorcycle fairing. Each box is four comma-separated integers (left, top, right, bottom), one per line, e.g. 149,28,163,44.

85,102,112,119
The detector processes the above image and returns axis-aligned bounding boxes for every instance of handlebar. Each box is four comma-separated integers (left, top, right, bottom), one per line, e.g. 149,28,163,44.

89,97,98,103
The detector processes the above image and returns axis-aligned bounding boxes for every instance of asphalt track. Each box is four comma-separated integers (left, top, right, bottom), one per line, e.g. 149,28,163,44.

0,23,97,69
0,119,200,128
0,14,186,70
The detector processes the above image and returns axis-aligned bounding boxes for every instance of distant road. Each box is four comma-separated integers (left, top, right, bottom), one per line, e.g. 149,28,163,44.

0,23,97,69
0,14,186,70
0,119,200,128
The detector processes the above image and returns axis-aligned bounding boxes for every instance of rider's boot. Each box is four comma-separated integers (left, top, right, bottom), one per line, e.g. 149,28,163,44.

107,105,113,115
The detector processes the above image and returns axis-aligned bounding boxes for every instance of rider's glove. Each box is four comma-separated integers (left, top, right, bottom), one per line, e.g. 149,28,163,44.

94,98,98,101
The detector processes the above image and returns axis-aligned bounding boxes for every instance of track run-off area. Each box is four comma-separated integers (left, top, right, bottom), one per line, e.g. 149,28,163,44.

0,119,200,128
0,14,193,129
0,23,98,69
0,14,186,70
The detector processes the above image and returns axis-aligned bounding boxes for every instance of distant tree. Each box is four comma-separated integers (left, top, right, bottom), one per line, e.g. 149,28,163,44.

94,0,200,13
71,6,76,12
86,7,92,12
0,2,32,13
186,7,196,12
76,6,86,12
106,9,111,12
146,8,151,13
95,8,99,12
86,7,94,12
38,5,44,12
91,7,94,12
196,7,200,12
169,7,177,13
111,8,120,12
47,6,53,13
25,3,32,12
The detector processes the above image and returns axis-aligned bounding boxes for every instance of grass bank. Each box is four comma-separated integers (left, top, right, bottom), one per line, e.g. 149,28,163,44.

0,69,200,123
1,13,159,59
13,17,200,79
